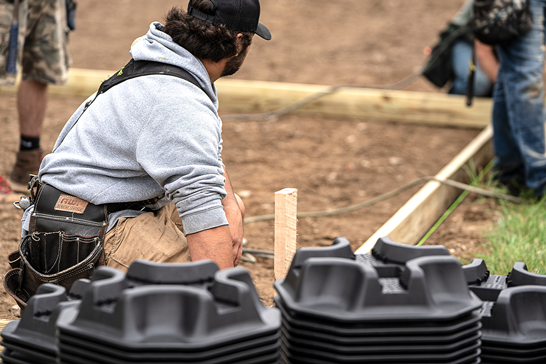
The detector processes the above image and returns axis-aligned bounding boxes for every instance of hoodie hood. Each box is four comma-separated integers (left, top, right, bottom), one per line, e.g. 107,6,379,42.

130,22,218,106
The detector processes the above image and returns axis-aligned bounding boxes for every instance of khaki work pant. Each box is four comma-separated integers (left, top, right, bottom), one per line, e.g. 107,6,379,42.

103,203,191,271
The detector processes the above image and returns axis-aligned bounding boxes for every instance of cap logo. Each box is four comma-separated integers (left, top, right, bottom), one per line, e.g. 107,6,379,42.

188,7,215,24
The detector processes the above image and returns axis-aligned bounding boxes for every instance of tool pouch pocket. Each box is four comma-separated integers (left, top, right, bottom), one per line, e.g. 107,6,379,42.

3,183,107,309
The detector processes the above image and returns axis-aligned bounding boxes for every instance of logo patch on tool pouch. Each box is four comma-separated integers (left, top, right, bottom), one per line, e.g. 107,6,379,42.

54,194,89,214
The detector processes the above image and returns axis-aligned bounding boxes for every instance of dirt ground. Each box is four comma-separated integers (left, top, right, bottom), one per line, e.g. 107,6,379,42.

0,0,498,318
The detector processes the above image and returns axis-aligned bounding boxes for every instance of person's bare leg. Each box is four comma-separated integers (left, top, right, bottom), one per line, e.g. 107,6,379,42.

18,79,48,137
9,79,48,191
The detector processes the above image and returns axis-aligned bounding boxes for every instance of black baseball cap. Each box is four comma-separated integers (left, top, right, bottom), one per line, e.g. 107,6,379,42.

187,0,271,40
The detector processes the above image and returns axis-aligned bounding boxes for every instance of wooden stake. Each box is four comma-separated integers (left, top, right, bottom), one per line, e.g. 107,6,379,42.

274,188,298,281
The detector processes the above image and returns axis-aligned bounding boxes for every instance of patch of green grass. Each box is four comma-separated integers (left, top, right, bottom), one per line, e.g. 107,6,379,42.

479,196,546,275
417,158,546,276
417,160,494,247
445,160,546,275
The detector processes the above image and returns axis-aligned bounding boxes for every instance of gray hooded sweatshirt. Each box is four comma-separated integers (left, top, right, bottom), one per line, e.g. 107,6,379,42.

36,22,228,236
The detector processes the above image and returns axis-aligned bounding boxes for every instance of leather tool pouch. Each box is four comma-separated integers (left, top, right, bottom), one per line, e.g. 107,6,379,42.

4,182,106,309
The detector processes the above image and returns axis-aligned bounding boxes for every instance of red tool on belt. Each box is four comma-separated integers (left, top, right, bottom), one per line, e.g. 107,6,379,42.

0,175,14,196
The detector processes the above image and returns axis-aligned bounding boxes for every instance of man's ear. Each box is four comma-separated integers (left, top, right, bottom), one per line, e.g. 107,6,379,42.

235,33,244,55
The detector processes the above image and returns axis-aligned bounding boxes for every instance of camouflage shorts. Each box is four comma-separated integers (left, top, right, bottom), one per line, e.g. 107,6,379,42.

0,0,70,86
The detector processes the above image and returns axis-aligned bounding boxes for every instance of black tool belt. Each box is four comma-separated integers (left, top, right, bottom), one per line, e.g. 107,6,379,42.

4,181,107,309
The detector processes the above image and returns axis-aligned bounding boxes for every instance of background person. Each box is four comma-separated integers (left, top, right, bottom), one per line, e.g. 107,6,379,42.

0,0,73,192
448,0,498,96
423,0,498,97
491,0,546,197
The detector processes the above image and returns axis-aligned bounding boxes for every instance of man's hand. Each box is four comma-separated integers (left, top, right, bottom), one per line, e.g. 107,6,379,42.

221,166,245,266
186,166,245,269
224,203,244,266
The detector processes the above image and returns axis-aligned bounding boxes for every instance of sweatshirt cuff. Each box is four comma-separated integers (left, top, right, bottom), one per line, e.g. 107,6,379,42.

181,206,229,236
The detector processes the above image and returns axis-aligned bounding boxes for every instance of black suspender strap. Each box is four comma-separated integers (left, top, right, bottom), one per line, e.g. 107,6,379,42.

99,58,202,93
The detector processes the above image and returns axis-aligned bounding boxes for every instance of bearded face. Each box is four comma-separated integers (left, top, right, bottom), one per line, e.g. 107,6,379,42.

221,44,250,77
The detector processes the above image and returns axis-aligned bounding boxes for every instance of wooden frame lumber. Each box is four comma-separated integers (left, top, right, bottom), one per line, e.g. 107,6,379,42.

355,125,494,254
0,68,110,98
274,188,298,280
0,68,492,128
216,79,492,128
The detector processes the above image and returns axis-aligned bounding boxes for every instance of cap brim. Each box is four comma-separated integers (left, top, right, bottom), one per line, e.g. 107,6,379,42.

255,23,271,40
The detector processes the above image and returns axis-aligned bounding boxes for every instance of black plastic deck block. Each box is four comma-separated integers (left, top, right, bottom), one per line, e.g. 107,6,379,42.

67,278,91,301
357,237,464,280
371,236,450,264
507,262,546,287
57,349,280,364
275,295,483,336
480,285,546,363
355,253,405,278
464,259,507,302
0,283,80,364
126,259,219,286
56,329,281,362
280,323,482,354
276,254,482,323
280,334,481,364
280,316,482,345
286,236,355,273
462,259,490,285
56,337,281,364
82,266,128,313
481,286,546,347
467,261,546,304
57,265,281,355
276,240,482,364
469,274,507,302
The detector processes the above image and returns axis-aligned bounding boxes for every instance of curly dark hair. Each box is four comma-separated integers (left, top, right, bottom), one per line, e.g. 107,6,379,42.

163,0,253,63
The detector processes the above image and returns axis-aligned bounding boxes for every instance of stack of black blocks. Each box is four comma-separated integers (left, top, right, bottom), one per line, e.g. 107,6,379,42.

1,260,281,364
275,237,483,364
465,260,546,364
360,237,546,364
57,261,280,364
0,280,87,364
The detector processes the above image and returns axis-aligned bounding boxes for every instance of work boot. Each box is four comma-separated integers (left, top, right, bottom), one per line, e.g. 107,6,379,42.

9,149,43,193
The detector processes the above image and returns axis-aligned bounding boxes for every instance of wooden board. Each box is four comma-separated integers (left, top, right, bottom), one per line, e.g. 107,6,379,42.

355,125,494,254
0,69,492,128
217,79,492,128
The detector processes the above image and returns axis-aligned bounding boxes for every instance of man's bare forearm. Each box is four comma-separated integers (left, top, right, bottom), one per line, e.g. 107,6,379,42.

187,225,234,269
